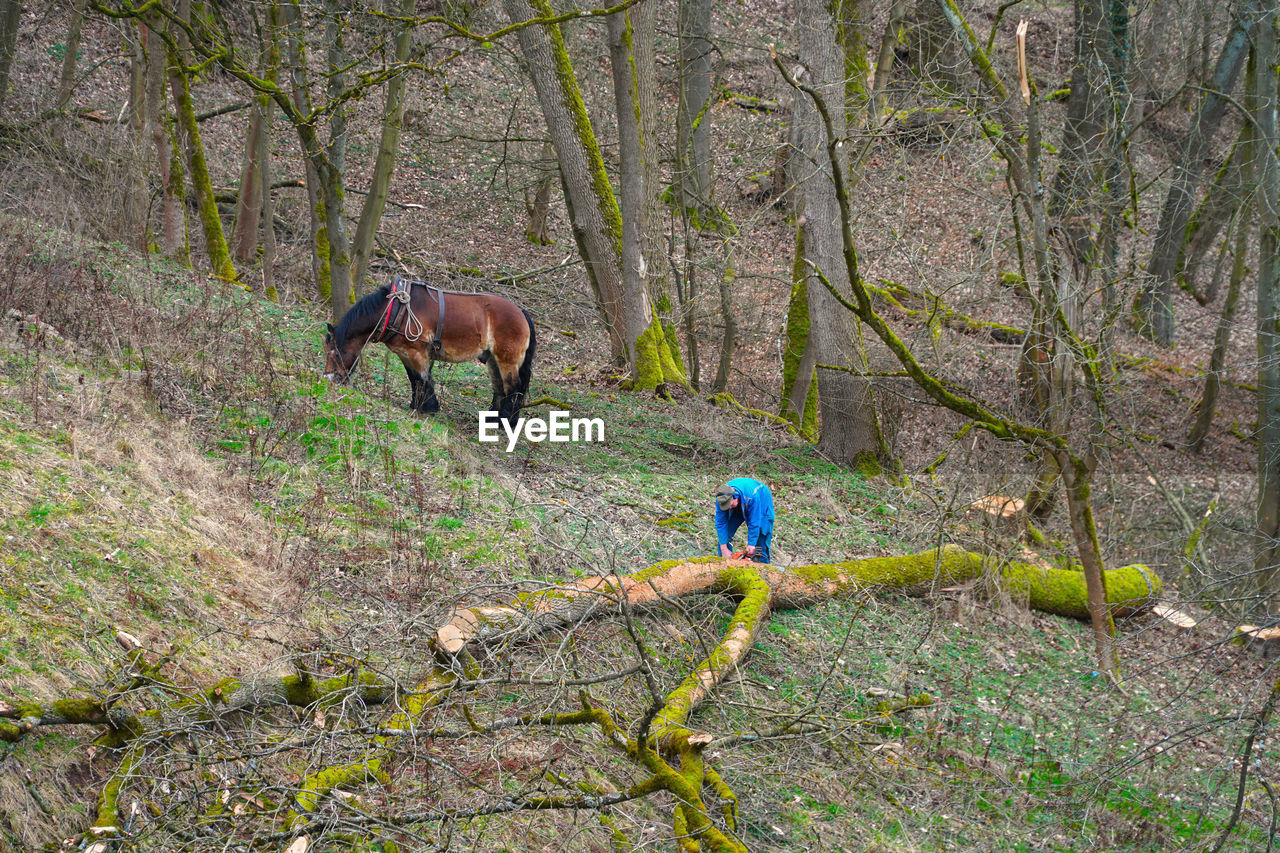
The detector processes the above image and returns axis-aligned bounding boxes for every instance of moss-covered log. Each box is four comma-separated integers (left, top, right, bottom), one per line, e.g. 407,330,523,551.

29,545,1159,850
433,546,1159,655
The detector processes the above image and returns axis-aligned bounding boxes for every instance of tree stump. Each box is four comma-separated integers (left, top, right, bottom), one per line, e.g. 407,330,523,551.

967,495,1027,539
1234,624,1280,659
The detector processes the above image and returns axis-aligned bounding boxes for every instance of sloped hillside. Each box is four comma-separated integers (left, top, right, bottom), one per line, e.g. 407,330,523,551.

0,224,1275,852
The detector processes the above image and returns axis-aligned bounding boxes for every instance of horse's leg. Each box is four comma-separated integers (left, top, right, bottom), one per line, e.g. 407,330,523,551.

493,359,525,425
422,357,439,413
485,354,511,422
401,355,439,414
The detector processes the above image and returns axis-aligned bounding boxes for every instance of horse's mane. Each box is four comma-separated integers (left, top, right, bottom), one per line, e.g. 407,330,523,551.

330,285,391,346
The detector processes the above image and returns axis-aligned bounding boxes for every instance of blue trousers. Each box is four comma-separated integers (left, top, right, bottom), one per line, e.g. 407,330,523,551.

721,517,773,563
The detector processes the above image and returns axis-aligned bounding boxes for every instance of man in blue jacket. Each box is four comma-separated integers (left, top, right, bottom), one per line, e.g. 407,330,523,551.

714,478,775,563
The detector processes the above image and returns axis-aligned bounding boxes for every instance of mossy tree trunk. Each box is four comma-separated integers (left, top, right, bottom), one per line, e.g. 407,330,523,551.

635,0,685,389
167,40,236,283
779,225,819,439
607,4,688,395
774,15,1122,674
505,0,627,363
507,0,684,388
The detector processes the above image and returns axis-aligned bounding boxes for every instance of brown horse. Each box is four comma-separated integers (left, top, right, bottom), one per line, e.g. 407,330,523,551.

323,277,536,424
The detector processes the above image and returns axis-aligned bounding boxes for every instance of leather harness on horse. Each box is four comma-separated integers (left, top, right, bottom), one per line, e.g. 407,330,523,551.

373,275,446,357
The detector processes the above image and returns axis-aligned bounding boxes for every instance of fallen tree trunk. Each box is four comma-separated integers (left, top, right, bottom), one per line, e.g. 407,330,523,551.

434,545,1161,654
11,546,1159,851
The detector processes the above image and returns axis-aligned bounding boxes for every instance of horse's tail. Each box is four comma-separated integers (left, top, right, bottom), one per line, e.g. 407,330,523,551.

516,307,537,403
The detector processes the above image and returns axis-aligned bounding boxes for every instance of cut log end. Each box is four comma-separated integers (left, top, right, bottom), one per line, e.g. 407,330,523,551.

1151,603,1198,629
1233,624,1280,659
967,495,1027,537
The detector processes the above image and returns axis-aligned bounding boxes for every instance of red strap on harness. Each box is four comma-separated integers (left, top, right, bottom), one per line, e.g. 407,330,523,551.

375,278,409,342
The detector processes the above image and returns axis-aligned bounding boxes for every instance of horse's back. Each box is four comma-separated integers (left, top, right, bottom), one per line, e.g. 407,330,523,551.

427,289,529,364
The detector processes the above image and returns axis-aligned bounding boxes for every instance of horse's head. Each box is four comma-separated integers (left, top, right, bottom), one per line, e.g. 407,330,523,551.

322,323,359,383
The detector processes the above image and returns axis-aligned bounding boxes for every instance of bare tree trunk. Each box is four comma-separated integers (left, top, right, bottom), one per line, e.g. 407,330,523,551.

675,0,713,217
127,21,145,132
1178,123,1249,299
1060,455,1119,675
1139,0,1260,346
283,1,327,303
675,227,700,389
711,254,735,393
321,0,353,318
1051,0,1113,266
1189,207,1249,451
227,4,275,262
258,107,277,301
870,0,909,119
673,0,716,388
1253,2,1280,609
1027,0,1126,518
608,10,653,372
907,0,961,91
0,0,21,113
143,18,186,261
350,0,415,297
230,103,266,262
122,21,148,251
525,139,557,244
257,2,281,301
795,0,886,471
56,0,88,110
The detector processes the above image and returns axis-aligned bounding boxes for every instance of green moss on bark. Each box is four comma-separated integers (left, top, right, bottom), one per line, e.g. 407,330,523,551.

632,310,691,393
169,49,237,284
532,0,624,253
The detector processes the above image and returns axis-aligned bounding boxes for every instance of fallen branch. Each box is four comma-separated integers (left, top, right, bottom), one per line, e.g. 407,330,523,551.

21,546,1158,850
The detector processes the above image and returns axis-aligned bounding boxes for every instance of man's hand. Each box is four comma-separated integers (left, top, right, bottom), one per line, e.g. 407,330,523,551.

745,545,756,556
720,544,733,559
